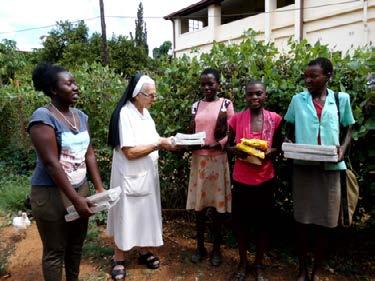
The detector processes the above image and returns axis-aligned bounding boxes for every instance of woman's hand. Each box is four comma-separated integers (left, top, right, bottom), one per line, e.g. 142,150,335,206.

95,185,106,193
264,148,272,159
227,146,248,159
265,148,279,159
72,196,94,218
201,142,221,150
284,136,293,143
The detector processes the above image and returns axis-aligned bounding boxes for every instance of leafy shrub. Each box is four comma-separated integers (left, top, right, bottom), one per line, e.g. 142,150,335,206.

0,164,30,212
151,33,374,216
0,63,125,182
0,33,373,223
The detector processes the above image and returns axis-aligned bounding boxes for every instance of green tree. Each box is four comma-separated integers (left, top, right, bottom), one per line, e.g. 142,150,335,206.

36,20,91,66
32,20,148,76
108,35,149,77
134,2,148,54
0,39,27,84
152,40,172,59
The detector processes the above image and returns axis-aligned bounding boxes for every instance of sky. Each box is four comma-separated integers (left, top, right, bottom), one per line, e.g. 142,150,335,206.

0,0,198,55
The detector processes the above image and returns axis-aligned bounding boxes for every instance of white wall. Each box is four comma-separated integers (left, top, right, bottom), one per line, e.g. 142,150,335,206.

173,0,375,57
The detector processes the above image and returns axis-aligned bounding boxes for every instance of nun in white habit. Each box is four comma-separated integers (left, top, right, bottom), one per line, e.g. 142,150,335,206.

107,73,173,280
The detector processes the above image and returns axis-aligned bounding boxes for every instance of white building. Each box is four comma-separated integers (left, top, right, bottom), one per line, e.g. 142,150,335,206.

164,0,374,57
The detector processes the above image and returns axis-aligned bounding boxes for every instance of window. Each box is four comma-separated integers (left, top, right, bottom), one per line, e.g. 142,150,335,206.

188,20,203,32
277,0,294,8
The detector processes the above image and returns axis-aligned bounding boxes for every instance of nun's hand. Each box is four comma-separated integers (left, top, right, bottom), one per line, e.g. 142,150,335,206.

159,137,177,151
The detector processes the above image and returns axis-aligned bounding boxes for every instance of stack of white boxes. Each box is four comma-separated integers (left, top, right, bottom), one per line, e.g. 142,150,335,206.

65,186,122,222
172,132,206,146
282,143,338,162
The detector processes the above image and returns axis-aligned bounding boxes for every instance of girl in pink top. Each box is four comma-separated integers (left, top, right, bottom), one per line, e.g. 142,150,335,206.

186,68,234,267
227,81,282,281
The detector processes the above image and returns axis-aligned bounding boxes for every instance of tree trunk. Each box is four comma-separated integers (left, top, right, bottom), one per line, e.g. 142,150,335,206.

99,0,109,65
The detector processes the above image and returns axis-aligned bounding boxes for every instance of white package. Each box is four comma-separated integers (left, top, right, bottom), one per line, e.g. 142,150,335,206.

64,186,122,222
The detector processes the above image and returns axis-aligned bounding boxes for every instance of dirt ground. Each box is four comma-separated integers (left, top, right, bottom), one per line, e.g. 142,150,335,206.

1,216,368,281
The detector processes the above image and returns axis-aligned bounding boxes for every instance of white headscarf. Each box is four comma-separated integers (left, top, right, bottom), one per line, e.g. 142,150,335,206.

132,75,155,97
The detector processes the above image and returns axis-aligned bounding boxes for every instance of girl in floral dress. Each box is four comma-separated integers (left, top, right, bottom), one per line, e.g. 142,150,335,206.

186,68,234,266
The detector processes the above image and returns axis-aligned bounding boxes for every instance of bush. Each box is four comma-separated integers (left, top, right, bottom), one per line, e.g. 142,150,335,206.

0,164,30,212
151,33,374,217
0,63,125,182
0,33,373,223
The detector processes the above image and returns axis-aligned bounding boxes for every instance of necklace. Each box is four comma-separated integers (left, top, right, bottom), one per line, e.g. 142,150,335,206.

50,103,79,133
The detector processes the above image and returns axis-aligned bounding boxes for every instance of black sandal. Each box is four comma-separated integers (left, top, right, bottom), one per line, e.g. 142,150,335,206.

209,249,222,266
232,271,247,281
254,264,267,281
191,247,208,263
111,260,126,280
138,252,160,269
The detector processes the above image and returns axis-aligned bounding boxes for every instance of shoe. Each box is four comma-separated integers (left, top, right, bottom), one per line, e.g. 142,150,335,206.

294,272,310,281
209,249,222,266
254,264,267,281
138,252,160,269
232,271,247,281
191,247,207,263
111,260,126,281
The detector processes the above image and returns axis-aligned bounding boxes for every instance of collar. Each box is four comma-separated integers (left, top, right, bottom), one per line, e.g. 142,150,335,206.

127,101,149,120
302,88,335,105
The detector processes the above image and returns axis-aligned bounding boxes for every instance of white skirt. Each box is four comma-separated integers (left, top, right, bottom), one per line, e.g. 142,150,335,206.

107,161,163,251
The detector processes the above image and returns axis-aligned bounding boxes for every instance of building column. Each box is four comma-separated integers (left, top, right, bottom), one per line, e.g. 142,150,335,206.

363,0,369,45
265,0,277,42
294,0,303,41
175,18,182,36
208,4,221,41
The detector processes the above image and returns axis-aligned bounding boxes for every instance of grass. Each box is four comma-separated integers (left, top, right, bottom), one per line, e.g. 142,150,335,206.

82,221,113,263
0,165,30,213
0,165,30,277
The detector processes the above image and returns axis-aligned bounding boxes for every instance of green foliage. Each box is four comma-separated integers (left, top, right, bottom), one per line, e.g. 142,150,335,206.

0,63,124,183
108,35,149,77
151,32,374,214
36,20,90,66
0,32,373,223
133,2,148,54
0,77,45,173
31,20,150,77
152,40,172,59
0,165,29,212
0,39,27,85
72,63,125,182
82,221,113,260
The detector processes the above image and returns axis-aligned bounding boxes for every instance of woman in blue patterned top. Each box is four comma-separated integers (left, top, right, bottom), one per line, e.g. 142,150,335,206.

28,63,105,281
284,57,355,281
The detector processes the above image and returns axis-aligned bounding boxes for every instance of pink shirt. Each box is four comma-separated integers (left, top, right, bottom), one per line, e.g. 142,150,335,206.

228,109,282,186
313,100,323,144
193,98,234,156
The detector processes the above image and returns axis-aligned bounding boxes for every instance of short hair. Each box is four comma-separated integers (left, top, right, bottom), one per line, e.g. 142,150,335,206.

201,68,220,83
307,57,334,77
245,79,265,89
32,63,67,96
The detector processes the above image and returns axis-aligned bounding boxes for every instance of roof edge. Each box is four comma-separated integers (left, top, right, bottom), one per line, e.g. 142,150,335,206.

164,0,223,20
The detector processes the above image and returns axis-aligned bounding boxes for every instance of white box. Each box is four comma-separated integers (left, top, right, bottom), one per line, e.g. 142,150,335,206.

282,143,337,155
284,151,338,162
66,186,121,213
172,132,206,146
65,202,110,222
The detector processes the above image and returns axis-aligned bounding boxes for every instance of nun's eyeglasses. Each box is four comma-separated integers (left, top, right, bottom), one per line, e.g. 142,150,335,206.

140,92,156,99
